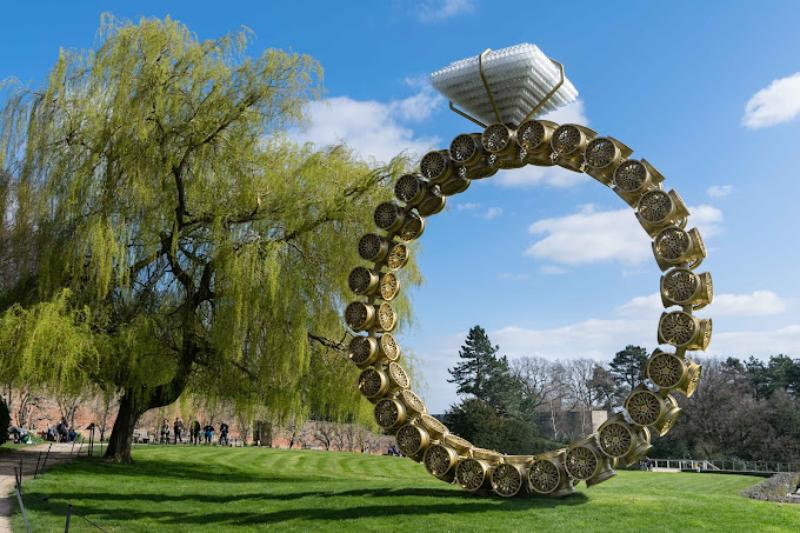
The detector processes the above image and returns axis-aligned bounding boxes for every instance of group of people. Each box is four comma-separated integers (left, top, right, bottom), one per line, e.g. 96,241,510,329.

7,417,78,444
45,417,77,443
8,424,32,444
159,417,230,446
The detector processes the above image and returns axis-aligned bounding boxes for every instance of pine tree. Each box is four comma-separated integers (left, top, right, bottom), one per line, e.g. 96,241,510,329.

608,345,648,401
447,325,512,410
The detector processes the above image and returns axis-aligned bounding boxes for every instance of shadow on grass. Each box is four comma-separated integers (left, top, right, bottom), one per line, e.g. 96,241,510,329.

22,454,590,527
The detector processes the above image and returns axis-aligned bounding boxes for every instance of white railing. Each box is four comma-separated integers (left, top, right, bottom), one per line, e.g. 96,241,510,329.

650,459,799,474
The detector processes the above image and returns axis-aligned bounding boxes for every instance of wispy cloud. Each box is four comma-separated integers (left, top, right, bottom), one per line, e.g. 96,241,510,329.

524,203,723,266
481,206,503,220
742,72,800,129
707,184,733,198
293,81,443,163
456,202,502,219
616,291,788,318
487,319,800,361
417,0,475,23
540,265,567,275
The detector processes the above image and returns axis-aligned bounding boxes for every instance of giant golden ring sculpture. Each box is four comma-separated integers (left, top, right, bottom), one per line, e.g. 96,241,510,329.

344,113,712,497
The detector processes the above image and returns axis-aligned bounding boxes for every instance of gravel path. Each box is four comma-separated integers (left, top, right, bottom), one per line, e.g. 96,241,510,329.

0,443,83,532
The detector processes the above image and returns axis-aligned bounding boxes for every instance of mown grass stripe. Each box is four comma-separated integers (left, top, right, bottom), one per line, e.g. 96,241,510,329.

11,447,800,533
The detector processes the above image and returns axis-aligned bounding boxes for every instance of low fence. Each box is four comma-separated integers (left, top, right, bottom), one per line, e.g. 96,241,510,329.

12,440,110,532
652,458,800,475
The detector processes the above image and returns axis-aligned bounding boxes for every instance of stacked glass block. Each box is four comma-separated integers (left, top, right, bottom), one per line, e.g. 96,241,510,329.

430,43,578,127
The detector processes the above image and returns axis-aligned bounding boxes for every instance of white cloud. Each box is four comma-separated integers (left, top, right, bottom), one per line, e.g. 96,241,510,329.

540,265,567,275
616,291,788,318
456,202,502,219
715,291,788,317
713,325,800,357
615,293,663,317
417,0,475,22
411,297,796,411
524,203,723,266
481,206,503,220
492,320,653,360
294,85,442,163
486,319,800,361
742,72,800,129
495,100,590,188
707,185,733,198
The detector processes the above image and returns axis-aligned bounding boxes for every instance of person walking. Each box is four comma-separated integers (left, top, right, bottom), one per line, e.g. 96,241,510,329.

159,418,170,445
173,417,184,444
190,419,201,445
219,421,229,446
203,423,214,445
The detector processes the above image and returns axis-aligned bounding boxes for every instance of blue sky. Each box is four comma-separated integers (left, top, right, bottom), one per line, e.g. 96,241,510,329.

2,1,799,413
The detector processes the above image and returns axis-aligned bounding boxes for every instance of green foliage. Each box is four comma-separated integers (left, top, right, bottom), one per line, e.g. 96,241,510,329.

447,325,513,411
13,446,800,532
444,398,555,455
653,357,800,463
445,326,549,452
0,15,420,443
744,355,800,400
608,345,648,401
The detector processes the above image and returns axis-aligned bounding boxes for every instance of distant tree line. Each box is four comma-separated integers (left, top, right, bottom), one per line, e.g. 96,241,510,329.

654,356,800,463
444,325,800,463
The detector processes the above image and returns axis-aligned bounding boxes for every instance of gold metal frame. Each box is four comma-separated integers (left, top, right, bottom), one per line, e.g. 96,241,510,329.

344,81,713,498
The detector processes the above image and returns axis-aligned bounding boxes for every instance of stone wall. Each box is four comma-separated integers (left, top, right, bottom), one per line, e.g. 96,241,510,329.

3,390,393,454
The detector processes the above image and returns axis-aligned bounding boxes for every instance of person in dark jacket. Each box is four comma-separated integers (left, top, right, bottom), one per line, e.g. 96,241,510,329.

56,418,69,443
219,421,229,446
190,420,201,445
173,418,184,444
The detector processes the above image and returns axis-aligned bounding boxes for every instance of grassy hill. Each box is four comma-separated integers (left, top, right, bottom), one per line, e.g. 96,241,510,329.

12,446,800,532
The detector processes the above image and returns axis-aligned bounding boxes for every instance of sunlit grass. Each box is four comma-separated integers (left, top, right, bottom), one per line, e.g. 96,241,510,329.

12,445,800,532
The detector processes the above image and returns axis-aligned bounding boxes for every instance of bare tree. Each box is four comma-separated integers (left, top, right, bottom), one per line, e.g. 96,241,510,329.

512,357,561,413
2,386,42,428
313,421,337,451
91,390,117,441
563,359,597,435
235,411,252,444
332,424,351,451
54,389,86,428
357,426,379,454
287,418,304,449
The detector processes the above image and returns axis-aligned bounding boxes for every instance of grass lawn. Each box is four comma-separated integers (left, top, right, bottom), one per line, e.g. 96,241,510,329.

12,446,800,532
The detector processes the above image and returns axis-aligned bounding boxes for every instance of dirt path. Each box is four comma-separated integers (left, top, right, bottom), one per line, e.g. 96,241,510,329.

0,443,83,532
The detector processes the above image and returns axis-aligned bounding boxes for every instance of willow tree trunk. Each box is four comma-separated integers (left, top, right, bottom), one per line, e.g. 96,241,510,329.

104,348,194,463
104,392,146,463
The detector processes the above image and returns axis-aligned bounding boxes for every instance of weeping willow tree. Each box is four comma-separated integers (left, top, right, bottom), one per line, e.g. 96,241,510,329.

0,15,419,462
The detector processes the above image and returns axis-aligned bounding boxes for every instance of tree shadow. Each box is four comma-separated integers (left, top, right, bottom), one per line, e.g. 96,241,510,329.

21,452,590,527
22,489,588,527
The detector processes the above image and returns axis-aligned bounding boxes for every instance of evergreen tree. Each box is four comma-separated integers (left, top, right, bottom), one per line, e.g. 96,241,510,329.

447,325,512,410
444,398,551,455
588,364,616,410
0,16,419,462
608,345,648,401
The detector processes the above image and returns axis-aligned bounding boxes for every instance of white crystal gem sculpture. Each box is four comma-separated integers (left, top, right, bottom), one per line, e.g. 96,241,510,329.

430,43,578,127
